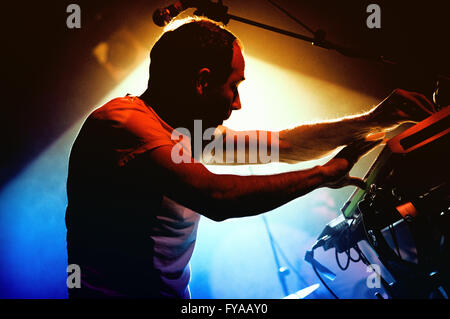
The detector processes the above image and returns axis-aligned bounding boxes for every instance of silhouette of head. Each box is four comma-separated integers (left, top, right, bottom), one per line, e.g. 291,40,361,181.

147,17,244,128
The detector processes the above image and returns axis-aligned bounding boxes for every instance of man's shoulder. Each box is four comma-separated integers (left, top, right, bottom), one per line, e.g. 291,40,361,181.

83,96,176,153
90,96,149,121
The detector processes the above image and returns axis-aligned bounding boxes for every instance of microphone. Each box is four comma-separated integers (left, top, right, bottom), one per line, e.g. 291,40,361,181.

153,0,197,27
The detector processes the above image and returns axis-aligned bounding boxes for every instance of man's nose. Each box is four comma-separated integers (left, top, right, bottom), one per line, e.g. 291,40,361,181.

232,94,241,110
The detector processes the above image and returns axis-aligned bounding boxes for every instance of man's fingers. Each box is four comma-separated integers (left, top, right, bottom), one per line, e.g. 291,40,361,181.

344,176,367,190
365,132,385,141
334,139,367,160
357,138,383,156
335,139,383,164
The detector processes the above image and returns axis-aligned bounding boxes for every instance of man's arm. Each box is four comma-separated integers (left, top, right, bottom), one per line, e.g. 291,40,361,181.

278,110,382,163
203,89,434,165
146,139,381,221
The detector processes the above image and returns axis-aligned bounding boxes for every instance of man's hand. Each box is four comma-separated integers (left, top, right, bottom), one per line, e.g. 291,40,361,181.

370,88,436,128
321,137,384,190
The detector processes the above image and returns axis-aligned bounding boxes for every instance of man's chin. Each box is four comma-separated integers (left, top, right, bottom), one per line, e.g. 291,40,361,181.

202,119,223,130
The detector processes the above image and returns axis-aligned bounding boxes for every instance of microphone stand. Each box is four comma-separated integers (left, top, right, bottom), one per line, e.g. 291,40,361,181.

261,214,289,297
192,0,449,80
227,14,397,64
194,1,395,61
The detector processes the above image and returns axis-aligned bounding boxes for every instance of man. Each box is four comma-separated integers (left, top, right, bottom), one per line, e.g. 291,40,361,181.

65,18,434,298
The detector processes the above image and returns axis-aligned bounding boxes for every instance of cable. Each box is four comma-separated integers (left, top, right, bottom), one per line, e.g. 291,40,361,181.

334,221,354,270
335,247,350,271
345,218,362,262
308,217,369,299
348,247,362,262
311,254,339,299
265,0,316,36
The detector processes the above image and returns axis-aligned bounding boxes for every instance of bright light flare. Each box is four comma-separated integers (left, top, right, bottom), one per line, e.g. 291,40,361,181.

225,55,377,132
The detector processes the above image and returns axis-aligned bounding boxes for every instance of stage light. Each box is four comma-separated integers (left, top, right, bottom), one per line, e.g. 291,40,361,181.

92,28,148,83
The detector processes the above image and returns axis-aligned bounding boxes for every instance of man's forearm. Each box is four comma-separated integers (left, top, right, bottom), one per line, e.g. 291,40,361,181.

152,140,378,222
201,165,328,221
149,145,332,221
279,109,384,163
207,108,386,165
276,88,434,163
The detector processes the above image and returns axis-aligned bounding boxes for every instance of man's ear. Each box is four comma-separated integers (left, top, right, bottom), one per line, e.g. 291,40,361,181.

196,68,211,95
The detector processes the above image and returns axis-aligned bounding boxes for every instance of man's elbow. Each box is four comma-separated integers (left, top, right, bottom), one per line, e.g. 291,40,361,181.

183,182,235,221
204,212,229,222
203,190,235,222
199,201,232,222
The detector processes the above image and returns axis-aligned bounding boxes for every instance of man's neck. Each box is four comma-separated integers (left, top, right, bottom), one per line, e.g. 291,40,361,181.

140,89,194,132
